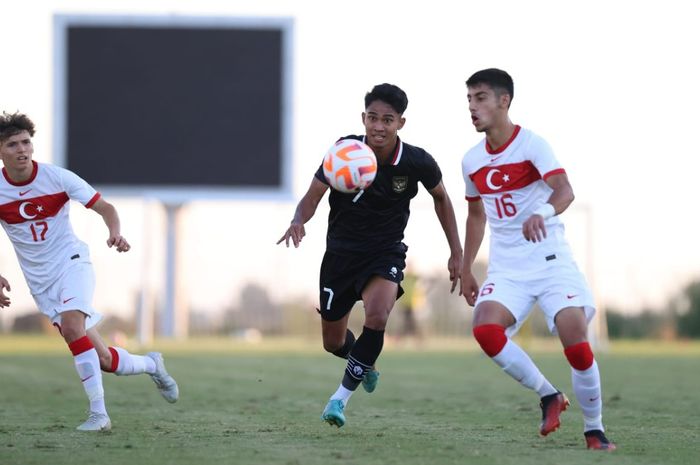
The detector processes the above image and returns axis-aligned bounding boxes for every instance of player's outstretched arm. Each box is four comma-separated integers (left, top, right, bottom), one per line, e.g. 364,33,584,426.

0,274,11,308
277,177,329,248
427,181,463,293
90,198,131,252
461,199,486,306
522,172,574,243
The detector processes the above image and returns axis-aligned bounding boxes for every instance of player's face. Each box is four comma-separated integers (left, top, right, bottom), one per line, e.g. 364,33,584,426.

0,131,34,172
362,100,405,157
467,84,508,132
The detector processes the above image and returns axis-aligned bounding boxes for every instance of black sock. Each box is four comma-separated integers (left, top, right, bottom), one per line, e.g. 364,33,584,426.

342,326,384,390
332,329,356,359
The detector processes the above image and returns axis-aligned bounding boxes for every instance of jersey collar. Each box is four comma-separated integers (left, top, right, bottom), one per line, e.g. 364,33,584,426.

486,125,521,154
363,136,403,166
2,161,39,186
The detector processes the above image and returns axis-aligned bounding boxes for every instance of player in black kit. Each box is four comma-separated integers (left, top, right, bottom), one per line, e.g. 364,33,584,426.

278,83,462,427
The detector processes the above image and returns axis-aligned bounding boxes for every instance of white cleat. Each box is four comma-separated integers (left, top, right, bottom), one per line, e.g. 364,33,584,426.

147,352,179,403
76,412,111,431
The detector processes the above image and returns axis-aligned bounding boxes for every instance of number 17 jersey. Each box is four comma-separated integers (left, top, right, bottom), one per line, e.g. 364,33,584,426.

0,161,100,294
462,126,574,275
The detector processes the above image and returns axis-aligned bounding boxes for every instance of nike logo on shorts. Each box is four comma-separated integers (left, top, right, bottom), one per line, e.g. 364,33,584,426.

566,294,578,299
63,297,76,304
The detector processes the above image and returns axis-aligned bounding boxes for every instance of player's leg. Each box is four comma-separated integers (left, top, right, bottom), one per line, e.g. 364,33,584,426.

329,277,393,407
472,296,566,436
59,310,111,431
319,250,358,359
87,327,179,403
555,307,615,450
321,313,354,357
318,261,358,427
321,277,396,427
351,276,397,395
37,263,110,430
320,318,380,392
320,316,353,426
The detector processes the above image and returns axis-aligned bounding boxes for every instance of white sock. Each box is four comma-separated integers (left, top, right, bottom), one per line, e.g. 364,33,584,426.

74,348,107,415
330,384,354,406
492,339,558,397
571,360,604,432
111,347,156,375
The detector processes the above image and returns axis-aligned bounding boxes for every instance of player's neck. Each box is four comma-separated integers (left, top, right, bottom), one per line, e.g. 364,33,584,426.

4,165,34,184
485,120,517,152
372,137,399,165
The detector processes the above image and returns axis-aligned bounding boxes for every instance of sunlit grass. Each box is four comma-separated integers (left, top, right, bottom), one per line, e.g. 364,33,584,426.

1,334,698,355
1,335,698,465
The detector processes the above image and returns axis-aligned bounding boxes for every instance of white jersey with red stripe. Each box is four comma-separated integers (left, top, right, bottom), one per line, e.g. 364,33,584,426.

462,126,574,274
0,162,100,294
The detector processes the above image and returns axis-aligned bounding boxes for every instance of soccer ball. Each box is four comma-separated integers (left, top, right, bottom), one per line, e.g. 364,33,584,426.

322,139,377,193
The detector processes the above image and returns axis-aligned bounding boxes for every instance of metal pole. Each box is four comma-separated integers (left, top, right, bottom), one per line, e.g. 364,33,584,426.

136,199,155,346
162,202,183,338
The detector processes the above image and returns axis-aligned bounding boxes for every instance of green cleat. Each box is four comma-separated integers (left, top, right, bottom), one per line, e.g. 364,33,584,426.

321,399,346,427
362,368,380,393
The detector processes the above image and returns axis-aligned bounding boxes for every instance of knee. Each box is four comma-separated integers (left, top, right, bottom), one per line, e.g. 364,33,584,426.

60,323,84,344
472,324,507,357
58,311,86,343
322,335,345,353
564,341,594,370
323,341,341,354
364,307,391,331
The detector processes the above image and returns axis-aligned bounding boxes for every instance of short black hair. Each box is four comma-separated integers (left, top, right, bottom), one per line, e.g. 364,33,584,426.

466,68,514,103
364,83,408,115
0,111,36,143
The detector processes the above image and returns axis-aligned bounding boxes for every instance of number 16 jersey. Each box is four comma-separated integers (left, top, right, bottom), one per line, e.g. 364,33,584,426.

462,126,575,275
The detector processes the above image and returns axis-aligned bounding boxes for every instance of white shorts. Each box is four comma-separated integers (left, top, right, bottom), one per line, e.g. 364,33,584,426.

32,259,102,331
476,262,595,337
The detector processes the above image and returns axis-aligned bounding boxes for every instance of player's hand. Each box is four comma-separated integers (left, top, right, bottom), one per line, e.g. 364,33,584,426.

447,252,463,293
522,214,547,242
107,235,131,252
277,223,305,248
0,275,11,308
459,272,479,306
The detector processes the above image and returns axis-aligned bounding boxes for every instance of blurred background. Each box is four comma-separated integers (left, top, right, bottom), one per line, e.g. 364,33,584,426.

2,0,699,346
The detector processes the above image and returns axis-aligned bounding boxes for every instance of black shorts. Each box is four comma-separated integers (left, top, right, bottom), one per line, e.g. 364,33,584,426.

318,242,407,321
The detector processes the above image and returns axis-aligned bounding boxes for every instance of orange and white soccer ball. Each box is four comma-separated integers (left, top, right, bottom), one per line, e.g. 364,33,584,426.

322,139,378,193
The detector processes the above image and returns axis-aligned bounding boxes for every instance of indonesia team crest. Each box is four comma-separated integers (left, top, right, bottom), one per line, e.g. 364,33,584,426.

392,176,408,193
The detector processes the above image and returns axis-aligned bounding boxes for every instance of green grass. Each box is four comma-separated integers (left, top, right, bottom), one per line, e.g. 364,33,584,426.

0,338,698,465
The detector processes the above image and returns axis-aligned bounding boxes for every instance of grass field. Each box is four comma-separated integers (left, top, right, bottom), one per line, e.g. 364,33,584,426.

1,337,698,465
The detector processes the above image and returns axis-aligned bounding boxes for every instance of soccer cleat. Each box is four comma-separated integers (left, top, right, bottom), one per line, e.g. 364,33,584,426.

321,399,346,427
539,391,569,436
362,368,380,393
76,412,111,431
147,352,179,403
585,429,617,451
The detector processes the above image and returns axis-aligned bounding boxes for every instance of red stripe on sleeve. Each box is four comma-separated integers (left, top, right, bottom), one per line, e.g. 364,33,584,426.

466,195,481,201
68,335,95,356
543,168,566,181
85,192,101,209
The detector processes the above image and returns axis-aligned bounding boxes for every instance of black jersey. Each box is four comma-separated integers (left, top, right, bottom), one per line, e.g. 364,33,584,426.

314,135,442,255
